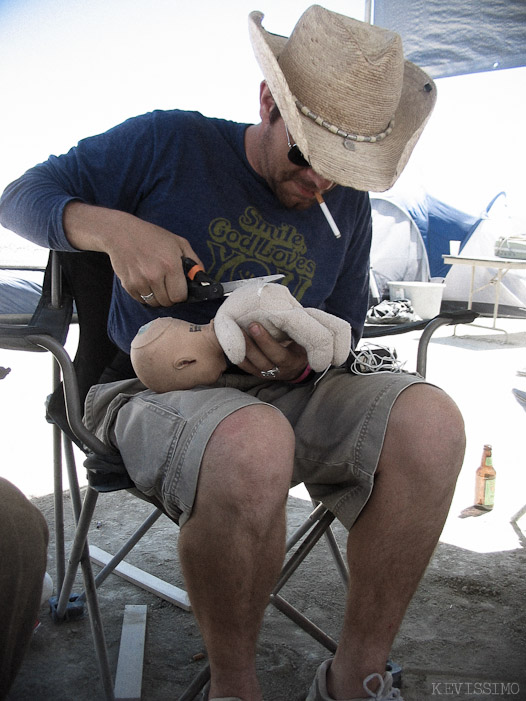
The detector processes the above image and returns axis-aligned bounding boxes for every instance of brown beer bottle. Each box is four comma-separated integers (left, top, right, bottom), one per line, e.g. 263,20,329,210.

475,444,496,510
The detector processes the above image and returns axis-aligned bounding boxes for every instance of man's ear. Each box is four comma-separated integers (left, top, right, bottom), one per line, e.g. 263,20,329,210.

259,80,276,123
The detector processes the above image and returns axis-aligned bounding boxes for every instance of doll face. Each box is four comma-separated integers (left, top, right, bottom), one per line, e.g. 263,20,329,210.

130,317,226,392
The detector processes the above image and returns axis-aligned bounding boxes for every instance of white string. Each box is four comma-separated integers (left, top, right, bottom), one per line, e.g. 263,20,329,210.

347,343,406,375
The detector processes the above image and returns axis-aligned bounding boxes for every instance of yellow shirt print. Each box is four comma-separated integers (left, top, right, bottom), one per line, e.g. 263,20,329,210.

207,206,316,302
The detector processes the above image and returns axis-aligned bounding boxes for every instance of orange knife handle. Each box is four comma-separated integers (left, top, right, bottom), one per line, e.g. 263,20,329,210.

182,257,224,302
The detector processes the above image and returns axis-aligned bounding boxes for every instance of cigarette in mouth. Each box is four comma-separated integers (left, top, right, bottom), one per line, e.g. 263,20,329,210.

315,192,341,239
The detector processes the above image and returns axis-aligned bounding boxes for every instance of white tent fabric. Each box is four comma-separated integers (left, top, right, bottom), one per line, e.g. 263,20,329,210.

370,197,430,299
373,0,526,79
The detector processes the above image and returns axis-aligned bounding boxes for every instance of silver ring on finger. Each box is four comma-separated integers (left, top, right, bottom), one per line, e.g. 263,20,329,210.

260,366,280,378
140,292,156,303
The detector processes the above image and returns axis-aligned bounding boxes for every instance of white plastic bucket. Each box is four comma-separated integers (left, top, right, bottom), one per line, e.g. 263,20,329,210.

388,281,445,319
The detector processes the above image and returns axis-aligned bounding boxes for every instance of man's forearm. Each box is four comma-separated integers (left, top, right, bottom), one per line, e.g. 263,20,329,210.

63,201,201,307
63,201,139,255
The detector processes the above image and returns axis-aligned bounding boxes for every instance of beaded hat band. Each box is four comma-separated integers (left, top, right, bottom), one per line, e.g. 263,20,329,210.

295,98,395,146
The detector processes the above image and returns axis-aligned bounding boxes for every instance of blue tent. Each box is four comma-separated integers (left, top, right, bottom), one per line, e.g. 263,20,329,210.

392,194,480,278
372,191,526,318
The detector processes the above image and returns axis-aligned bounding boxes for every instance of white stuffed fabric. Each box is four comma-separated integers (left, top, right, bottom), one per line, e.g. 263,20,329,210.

214,281,352,372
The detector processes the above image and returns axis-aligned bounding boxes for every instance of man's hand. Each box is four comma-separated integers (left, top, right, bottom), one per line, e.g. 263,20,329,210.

105,219,201,307
238,323,308,382
63,202,201,306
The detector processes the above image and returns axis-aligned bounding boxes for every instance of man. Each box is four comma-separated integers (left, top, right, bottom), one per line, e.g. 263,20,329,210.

0,478,49,699
0,7,465,700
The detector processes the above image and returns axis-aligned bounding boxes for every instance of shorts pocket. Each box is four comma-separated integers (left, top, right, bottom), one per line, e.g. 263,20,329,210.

114,396,186,497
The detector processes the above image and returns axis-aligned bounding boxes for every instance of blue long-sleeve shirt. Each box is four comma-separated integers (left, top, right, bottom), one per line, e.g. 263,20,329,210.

0,109,372,353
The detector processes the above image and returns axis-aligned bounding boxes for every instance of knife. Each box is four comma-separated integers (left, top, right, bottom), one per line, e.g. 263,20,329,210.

182,257,284,302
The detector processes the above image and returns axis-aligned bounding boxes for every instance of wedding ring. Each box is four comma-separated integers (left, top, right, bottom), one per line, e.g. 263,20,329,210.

260,366,280,378
140,292,156,302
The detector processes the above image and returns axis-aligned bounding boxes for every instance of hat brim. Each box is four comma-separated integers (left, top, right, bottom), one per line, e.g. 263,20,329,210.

249,11,436,192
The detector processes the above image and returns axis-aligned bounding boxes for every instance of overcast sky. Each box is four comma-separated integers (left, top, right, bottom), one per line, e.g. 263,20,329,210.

1,0,524,225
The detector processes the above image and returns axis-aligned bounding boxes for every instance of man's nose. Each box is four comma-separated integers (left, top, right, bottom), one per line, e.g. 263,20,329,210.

305,168,334,192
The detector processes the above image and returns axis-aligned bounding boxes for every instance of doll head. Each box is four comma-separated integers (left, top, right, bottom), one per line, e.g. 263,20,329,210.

130,317,227,392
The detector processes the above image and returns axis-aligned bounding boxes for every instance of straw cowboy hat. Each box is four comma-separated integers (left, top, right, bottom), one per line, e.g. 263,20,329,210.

248,5,436,192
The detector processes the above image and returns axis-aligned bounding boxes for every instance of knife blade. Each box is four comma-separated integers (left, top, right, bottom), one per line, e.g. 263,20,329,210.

221,275,284,295
182,257,284,303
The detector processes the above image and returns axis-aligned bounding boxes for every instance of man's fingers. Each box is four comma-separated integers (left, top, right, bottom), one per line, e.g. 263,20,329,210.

165,265,191,304
245,324,284,366
239,324,308,381
141,245,203,305
111,227,203,307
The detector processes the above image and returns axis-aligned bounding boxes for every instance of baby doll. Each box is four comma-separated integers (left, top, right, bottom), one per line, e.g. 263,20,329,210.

131,281,352,392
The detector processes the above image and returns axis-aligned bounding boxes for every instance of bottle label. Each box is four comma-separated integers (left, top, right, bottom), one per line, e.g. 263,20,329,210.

485,456,493,467
484,477,495,507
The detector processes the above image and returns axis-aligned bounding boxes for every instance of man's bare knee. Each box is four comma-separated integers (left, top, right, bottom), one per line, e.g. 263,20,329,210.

380,384,465,487
200,404,295,511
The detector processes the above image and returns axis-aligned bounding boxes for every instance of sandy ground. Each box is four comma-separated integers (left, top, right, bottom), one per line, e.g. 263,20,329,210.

1,282,525,700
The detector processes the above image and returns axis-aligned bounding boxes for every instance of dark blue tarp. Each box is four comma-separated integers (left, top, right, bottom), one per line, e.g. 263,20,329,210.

373,0,526,79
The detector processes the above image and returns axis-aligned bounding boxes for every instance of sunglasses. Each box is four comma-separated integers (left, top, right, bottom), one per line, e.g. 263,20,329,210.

285,124,310,168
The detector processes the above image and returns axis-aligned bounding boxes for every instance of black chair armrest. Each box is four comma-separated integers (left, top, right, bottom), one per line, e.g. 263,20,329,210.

363,309,478,339
363,309,479,378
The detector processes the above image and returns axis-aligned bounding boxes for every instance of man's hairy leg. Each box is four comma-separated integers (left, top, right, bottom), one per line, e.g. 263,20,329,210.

178,404,295,701
328,384,465,699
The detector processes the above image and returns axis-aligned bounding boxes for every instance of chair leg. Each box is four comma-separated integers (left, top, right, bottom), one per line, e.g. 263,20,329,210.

61,436,190,695
267,505,343,654
178,666,211,701
53,423,65,591
53,486,99,619
79,537,116,701
275,506,339,593
323,525,349,587
285,501,328,549
63,433,83,522
60,439,174,699
270,593,338,653
51,484,115,699
79,507,164,600
61,437,166,598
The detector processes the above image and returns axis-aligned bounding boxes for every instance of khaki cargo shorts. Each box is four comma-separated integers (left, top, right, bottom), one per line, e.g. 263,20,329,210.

84,368,425,529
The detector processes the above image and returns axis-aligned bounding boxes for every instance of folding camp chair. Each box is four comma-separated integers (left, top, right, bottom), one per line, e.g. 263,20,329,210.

0,250,477,700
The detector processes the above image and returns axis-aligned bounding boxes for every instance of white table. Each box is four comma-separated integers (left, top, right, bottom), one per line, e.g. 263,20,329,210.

442,254,526,333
